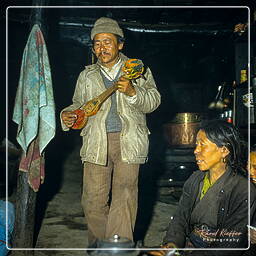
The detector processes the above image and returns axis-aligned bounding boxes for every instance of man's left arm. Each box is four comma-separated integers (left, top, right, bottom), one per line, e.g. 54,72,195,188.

127,67,161,113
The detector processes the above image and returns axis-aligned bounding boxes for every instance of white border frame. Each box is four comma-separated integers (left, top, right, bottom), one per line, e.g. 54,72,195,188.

5,5,251,253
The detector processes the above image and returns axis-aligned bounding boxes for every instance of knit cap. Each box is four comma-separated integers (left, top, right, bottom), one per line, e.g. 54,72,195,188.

91,17,124,40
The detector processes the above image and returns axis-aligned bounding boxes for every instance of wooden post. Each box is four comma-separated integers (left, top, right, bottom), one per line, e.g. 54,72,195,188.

12,1,47,255
12,172,37,255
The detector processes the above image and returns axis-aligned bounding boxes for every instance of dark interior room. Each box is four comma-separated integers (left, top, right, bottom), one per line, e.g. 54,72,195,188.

1,0,256,256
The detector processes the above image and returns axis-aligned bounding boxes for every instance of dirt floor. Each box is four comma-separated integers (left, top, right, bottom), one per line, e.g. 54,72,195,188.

7,143,181,256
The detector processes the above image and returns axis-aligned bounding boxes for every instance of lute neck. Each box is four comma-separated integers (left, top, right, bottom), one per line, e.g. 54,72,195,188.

97,83,118,103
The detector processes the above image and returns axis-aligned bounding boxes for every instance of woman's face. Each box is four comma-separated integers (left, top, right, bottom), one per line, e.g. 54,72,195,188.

194,130,229,172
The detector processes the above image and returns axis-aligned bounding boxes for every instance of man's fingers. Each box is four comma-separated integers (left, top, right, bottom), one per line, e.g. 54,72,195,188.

62,113,77,128
119,76,129,82
65,116,77,121
65,114,77,119
117,85,124,90
117,85,126,93
62,111,77,119
63,114,77,121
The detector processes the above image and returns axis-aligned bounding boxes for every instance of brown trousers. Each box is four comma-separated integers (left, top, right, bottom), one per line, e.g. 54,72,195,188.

81,132,140,245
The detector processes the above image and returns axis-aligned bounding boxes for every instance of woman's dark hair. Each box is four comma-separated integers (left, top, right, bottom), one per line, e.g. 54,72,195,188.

199,119,244,172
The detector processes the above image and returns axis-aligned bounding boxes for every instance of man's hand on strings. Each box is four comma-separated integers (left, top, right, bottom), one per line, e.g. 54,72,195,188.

117,76,136,97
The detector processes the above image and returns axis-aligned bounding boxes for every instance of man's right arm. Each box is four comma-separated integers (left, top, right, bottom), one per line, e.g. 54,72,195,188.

60,71,87,131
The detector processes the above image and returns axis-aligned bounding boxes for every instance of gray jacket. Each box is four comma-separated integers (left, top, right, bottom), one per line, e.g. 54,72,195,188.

61,53,161,165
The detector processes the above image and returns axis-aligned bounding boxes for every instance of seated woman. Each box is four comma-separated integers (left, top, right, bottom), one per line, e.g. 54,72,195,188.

149,120,256,256
248,147,256,245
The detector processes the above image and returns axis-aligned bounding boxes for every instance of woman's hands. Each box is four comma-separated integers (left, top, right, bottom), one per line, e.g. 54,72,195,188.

147,242,178,256
250,228,256,244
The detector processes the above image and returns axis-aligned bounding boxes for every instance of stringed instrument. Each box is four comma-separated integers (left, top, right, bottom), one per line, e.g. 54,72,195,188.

71,59,144,129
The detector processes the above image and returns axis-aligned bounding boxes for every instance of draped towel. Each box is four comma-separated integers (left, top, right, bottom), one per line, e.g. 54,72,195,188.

12,24,55,191
12,24,55,155
19,136,45,192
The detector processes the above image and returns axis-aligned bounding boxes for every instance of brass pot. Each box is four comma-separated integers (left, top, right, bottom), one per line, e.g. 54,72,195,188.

164,113,201,148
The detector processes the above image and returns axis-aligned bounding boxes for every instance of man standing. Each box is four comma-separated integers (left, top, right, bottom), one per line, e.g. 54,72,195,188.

61,17,161,247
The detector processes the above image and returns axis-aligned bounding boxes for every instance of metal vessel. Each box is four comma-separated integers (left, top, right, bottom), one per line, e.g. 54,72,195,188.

163,113,201,148
89,235,138,256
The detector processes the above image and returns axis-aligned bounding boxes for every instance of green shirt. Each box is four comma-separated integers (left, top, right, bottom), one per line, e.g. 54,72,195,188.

200,172,215,200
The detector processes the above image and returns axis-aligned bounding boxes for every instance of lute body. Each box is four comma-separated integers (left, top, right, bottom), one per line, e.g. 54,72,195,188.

72,83,118,129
